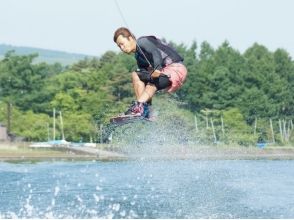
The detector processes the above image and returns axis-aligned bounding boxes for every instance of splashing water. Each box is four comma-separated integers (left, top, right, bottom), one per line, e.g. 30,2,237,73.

108,97,199,158
1,160,294,218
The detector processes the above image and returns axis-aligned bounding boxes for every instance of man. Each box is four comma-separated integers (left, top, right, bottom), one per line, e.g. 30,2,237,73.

113,27,187,118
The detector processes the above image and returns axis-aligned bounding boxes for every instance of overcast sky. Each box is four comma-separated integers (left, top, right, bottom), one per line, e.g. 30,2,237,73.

1,0,293,57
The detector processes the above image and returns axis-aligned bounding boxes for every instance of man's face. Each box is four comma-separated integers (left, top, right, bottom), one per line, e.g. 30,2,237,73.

116,35,135,54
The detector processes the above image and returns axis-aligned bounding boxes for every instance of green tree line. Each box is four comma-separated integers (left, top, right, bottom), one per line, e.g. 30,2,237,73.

0,40,293,145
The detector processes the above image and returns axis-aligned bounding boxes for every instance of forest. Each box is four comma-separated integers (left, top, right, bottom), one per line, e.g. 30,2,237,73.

0,40,293,146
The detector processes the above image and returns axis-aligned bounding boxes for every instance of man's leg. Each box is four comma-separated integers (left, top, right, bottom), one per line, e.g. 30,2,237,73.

132,71,156,103
124,72,146,115
126,72,156,118
131,72,145,100
133,84,156,119
137,84,157,103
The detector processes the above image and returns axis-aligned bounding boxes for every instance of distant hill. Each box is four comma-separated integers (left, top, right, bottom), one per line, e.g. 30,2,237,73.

0,44,96,66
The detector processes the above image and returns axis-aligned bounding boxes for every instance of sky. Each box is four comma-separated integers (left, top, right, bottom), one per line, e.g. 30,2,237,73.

0,0,294,57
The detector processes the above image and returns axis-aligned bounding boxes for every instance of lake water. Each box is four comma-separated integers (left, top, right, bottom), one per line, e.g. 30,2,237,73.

0,159,294,218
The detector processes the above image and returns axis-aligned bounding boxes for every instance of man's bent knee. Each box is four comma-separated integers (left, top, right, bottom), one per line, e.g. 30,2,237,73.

131,71,138,78
131,71,141,82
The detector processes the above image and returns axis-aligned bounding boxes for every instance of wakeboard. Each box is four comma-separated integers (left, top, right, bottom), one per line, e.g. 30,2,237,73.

102,114,154,142
110,114,153,125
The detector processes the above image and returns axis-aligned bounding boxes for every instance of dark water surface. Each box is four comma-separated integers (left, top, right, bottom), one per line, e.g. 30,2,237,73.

0,160,294,218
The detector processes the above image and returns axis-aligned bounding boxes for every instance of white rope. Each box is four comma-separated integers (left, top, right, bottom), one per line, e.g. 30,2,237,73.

114,0,153,69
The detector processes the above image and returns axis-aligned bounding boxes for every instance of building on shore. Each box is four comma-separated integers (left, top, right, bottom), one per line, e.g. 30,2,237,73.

0,124,9,142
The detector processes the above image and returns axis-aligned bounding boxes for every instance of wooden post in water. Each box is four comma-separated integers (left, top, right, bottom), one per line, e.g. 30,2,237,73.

287,121,291,141
210,118,217,143
221,116,225,137
53,108,56,141
283,120,288,143
206,114,209,129
290,120,293,141
7,102,12,135
47,123,50,141
59,111,65,140
94,123,99,143
100,124,103,143
279,119,283,143
254,117,257,136
269,118,275,144
287,120,290,142
194,115,198,132
287,120,291,142
6,102,12,135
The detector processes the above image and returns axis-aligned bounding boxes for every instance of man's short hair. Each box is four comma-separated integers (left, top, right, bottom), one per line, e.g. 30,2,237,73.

113,27,135,42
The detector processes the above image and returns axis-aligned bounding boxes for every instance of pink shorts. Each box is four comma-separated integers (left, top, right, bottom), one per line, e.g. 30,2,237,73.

161,63,187,93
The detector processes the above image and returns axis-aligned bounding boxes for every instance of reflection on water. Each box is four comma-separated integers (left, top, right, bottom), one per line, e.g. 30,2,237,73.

0,159,294,218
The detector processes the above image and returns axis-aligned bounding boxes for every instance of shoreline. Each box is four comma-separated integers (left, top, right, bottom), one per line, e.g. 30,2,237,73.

124,145,294,161
0,143,294,162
